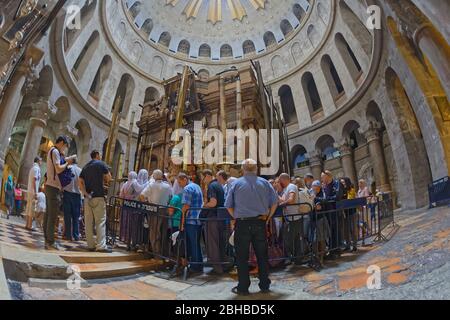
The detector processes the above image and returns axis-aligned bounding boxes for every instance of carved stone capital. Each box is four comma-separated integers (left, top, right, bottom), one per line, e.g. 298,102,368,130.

309,149,323,166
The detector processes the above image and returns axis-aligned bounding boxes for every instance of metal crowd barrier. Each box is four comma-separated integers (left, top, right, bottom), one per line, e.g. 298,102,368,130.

106,196,394,279
428,176,450,208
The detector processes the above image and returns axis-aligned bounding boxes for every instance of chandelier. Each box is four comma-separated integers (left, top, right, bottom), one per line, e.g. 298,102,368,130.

165,0,266,24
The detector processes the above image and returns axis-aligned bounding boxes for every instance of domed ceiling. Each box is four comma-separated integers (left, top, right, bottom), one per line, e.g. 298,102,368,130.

124,0,313,60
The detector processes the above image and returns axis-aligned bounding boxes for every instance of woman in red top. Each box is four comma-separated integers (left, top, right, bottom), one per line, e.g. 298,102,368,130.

14,184,23,216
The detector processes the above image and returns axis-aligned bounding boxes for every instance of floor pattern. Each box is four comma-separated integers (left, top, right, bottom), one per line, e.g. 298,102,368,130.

0,216,87,251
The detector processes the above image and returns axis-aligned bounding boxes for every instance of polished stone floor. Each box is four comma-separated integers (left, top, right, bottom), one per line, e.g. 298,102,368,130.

2,205,450,300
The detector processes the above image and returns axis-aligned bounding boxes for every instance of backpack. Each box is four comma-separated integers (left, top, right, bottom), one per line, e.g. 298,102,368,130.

298,188,314,214
50,147,74,188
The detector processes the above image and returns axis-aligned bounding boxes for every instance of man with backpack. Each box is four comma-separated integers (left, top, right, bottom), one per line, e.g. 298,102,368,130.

44,136,76,250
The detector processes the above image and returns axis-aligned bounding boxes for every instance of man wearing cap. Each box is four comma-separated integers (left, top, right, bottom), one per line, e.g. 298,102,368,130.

25,156,42,230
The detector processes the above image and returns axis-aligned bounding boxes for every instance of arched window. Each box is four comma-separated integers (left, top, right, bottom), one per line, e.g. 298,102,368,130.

335,33,362,82
242,40,256,55
158,32,171,47
199,44,211,58
301,72,323,114
128,1,142,18
144,87,160,104
342,120,366,149
263,31,277,48
89,55,113,103
220,44,233,58
64,0,97,51
278,85,297,124
292,145,309,169
72,31,100,81
293,3,306,23
141,18,153,36
339,1,372,56
177,40,190,55
321,54,345,100
280,19,294,36
316,135,339,161
111,74,135,118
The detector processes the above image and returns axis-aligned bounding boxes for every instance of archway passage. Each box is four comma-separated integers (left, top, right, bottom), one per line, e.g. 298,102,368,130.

385,67,432,208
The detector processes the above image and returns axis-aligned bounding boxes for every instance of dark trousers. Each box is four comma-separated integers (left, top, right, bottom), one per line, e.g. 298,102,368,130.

15,200,21,215
185,224,203,272
283,218,303,263
328,211,340,253
205,220,226,273
235,219,271,292
63,191,81,240
43,185,60,245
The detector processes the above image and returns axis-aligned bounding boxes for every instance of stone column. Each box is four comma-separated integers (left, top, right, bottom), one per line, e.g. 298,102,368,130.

414,26,450,100
364,124,391,192
388,0,450,99
338,141,358,186
0,64,30,179
219,76,227,136
309,150,323,180
17,98,50,186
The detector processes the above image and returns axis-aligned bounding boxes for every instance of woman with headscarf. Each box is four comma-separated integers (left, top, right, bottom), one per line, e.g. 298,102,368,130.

119,171,138,200
126,169,150,252
4,175,14,219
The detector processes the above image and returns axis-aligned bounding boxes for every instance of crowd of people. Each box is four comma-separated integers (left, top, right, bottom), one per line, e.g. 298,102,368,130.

116,158,382,296
2,134,383,295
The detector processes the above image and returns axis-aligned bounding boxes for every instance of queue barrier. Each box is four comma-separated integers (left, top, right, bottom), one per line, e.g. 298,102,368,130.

428,176,450,208
106,196,394,279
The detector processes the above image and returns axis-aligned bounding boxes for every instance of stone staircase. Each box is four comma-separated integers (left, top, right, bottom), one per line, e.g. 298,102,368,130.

59,251,164,280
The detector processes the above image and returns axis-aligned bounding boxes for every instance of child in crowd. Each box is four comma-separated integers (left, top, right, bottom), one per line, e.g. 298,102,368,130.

34,186,46,230
14,184,23,216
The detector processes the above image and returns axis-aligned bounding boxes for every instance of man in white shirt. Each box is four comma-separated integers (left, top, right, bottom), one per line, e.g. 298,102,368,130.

25,157,42,230
140,169,173,255
279,173,305,265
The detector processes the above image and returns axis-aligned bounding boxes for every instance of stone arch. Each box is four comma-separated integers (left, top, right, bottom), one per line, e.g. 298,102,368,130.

278,85,297,124
321,54,345,101
130,41,143,63
291,144,309,171
112,74,135,119
141,18,153,36
53,96,71,123
280,19,294,37
307,24,320,48
128,1,142,19
315,135,339,161
385,67,432,208
199,44,211,58
291,42,303,64
293,3,306,23
301,72,323,115
342,120,365,149
144,87,160,104
177,39,191,55
64,0,98,51
242,40,256,55
150,56,164,78
37,66,53,98
198,69,210,81
271,55,285,78
74,119,92,166
263,31,277,48
339,0,372,56
158,32,171,47
220,44,233,58
335,33,362,83
89,55,113,104
72,30,100,81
